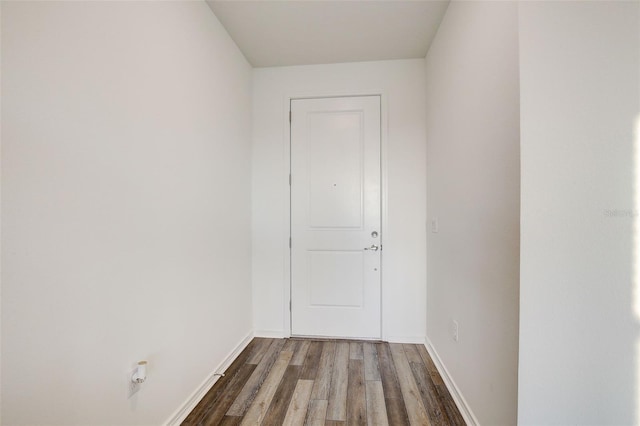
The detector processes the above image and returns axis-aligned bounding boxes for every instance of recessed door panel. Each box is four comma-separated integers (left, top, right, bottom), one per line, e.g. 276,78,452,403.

307,111,363,229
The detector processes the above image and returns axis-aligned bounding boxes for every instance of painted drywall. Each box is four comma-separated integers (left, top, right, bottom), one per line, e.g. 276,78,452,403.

252,59,427,342
1,2,252,424
424,2,520,424
518,2,640,424
0,5,3,424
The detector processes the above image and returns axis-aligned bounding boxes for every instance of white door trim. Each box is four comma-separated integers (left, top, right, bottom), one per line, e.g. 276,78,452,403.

281,90,389,340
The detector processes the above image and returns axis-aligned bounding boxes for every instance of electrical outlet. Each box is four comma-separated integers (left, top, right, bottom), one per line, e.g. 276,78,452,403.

431,217,439,233
128,370,141,398
452,320,459,342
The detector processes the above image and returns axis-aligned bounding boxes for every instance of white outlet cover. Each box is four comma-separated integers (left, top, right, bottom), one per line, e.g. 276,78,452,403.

431,217,439,233
128,371,141,399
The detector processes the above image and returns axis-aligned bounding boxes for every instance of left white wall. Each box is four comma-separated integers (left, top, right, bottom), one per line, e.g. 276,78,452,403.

1,2,252,424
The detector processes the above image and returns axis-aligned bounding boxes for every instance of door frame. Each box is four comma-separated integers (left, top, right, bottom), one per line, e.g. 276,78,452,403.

282,90,389,340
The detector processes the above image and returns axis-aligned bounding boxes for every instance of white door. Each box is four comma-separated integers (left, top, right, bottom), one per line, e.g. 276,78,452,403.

290,96,381,339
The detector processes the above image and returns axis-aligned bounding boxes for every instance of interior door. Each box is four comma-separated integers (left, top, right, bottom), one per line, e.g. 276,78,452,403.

290,96,381,339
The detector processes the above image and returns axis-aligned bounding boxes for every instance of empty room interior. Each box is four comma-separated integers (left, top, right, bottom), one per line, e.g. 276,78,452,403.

1,0,639,425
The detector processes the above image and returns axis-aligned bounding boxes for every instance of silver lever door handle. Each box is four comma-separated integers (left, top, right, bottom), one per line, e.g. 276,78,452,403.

364,244,379,251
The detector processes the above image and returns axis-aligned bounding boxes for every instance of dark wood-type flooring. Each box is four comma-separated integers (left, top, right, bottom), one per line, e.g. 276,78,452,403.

183,338,466,426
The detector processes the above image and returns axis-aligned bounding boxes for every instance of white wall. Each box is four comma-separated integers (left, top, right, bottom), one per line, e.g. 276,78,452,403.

1,2,252,424
252,59,427,343
518,2,640,424
424,2,520,424
0,5,3,424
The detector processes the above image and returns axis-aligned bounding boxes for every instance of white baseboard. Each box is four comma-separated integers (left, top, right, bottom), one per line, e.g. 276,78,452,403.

385,335,426,344
253,329,287,338
164,331,254,426
424,337,480,426
254,331,425,343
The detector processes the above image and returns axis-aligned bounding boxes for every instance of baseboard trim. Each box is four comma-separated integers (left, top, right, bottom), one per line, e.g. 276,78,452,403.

253,331,426,344
164,331,254,425
253,329,287,338
424,337,480,426
385,335,426,344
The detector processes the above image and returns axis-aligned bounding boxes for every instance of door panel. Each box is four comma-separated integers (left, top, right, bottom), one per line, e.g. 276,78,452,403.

307,111,363,229
291,96,381,339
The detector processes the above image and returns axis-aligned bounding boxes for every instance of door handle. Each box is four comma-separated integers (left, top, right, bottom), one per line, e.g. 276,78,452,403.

364,244,379,251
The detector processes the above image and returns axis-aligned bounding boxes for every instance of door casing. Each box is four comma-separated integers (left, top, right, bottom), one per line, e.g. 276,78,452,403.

281,89,389,339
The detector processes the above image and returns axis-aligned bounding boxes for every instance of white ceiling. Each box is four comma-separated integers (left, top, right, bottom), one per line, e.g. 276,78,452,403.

206,0,450,68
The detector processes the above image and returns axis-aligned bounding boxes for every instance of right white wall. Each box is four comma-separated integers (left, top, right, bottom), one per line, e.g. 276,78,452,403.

424,2,520,425
518,2,640,424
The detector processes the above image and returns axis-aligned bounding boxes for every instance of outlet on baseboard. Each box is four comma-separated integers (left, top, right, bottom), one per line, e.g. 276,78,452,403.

451,320,459,342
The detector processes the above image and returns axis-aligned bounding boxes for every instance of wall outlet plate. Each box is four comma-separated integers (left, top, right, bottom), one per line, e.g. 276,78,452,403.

452,320,459,342
128,371,141,398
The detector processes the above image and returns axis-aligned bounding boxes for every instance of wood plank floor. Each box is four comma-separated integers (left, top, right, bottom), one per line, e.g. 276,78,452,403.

183,338,466,426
